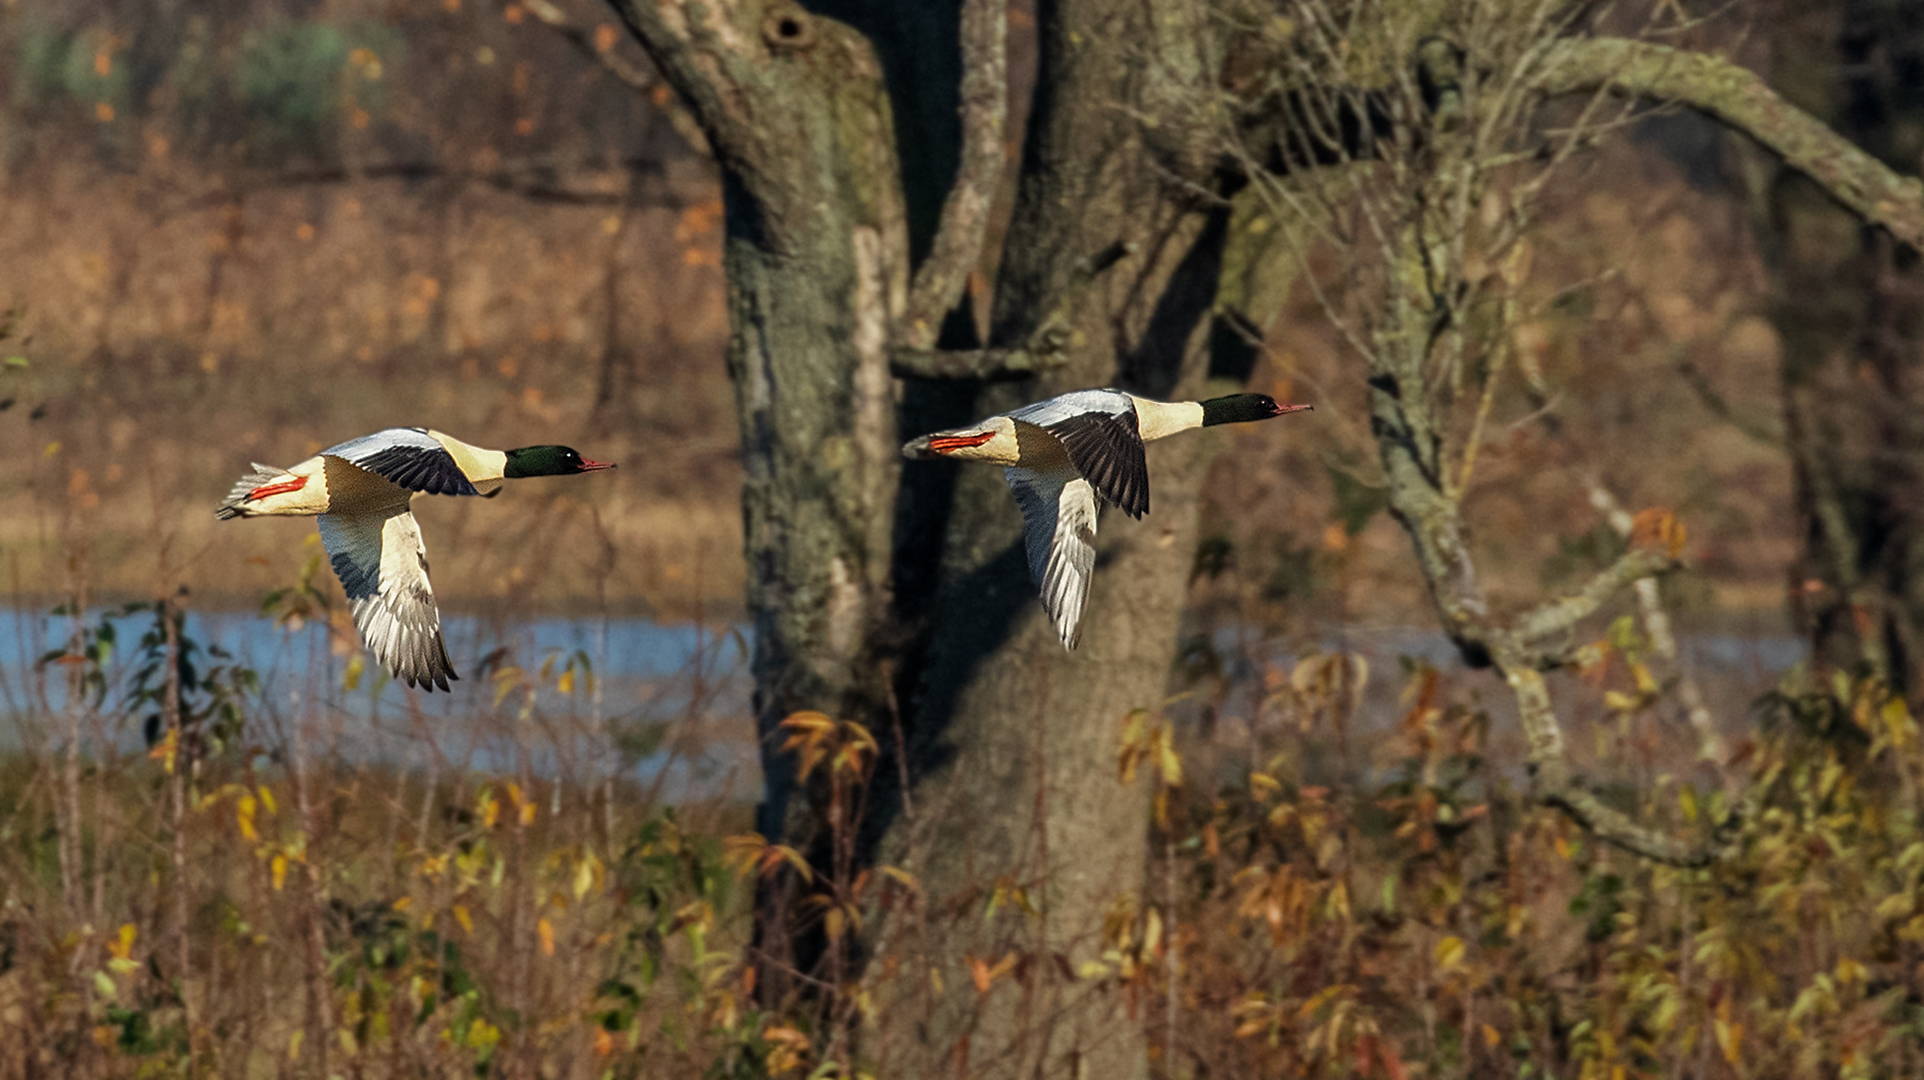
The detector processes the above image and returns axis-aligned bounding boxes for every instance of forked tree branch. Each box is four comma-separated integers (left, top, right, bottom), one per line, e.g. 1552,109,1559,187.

898,0,1008,351
1375,386,1723,865
1537,38,1924,251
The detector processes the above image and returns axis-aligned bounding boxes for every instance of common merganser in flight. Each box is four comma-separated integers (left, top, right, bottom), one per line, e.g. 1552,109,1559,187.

904,389,1310,648
216,427,614,690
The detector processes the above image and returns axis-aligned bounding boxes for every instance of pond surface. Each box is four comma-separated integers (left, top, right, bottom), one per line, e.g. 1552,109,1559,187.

1,604,1809,800
0,605,760,802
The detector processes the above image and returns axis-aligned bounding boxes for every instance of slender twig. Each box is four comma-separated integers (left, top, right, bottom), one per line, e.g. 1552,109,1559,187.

1586,480,1730,774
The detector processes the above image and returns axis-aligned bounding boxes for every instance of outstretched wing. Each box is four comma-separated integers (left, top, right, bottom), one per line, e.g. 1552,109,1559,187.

317,509,458,691
322,428,481,497
1008,390,1149,519
1005,465,1100,650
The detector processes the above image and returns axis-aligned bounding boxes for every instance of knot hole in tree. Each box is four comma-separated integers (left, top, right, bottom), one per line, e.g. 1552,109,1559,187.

762,6,814,52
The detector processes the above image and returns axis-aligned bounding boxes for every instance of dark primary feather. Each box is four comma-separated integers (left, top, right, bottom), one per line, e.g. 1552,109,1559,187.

1041,409,1150,518
347,445,479,497
324,429,480,497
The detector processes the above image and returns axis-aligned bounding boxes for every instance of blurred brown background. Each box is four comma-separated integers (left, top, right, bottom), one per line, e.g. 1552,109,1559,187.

0,0,1798,642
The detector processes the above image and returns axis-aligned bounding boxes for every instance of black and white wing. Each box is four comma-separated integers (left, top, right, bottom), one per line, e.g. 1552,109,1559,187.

322,428,481,497
317,509,458,691
1005,465,1100,650
1007,390,1150,519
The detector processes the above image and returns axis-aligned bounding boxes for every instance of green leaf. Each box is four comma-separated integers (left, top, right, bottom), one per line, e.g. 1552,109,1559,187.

3,356,26,368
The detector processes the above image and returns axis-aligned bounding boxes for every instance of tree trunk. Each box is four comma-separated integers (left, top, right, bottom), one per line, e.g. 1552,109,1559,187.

1746,0,1924,694
861,4,1251,1076
604,0,912,995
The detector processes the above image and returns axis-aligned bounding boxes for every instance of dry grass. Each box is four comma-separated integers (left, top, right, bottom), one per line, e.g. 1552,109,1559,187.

0,151,740,620
3,596,1919,1080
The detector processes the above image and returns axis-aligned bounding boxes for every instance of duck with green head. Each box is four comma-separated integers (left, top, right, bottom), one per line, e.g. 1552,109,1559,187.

216,426,616,690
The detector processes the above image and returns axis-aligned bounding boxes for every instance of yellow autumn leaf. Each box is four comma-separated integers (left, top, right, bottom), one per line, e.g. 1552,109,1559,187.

1482,1023,1501,1048
558,668,575,695
1434,935,1465,971
1156,728,1183,788
1715,1018,1742,1066
271,853,289,891
237,794,259,842
537,917,556,957
454,905,473,934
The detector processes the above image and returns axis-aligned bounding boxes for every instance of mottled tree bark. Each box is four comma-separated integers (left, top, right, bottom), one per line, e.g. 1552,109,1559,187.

602,0,911,996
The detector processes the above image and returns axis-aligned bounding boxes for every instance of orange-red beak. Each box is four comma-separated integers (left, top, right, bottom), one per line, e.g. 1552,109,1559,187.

580,459,616,471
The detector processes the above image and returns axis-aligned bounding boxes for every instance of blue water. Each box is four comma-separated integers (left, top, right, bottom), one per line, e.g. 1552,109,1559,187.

0,605,760,802
2,601,1807,803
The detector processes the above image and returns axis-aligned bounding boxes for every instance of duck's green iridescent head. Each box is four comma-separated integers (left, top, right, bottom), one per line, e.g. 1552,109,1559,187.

1199,393,1313,427
503,445,616,478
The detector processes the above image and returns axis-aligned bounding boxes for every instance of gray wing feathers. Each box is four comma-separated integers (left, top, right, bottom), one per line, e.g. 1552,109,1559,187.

1005,467,1099,650
1007,388,1132,426
323,427,480,497
1007,390,1150,518
317,510,457,691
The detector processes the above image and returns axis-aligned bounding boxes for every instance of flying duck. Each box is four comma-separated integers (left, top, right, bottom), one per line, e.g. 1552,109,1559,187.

903,389,1310,648
216,428,614,690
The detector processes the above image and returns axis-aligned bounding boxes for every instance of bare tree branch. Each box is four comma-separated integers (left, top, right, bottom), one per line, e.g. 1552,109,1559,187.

1586,481,1730,774
521,0,713,155
1511,548,1679,645
889,346,1061,381
898,0,1008,350
604,0,761,167
523,0,654,90
1537,38,1924,251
